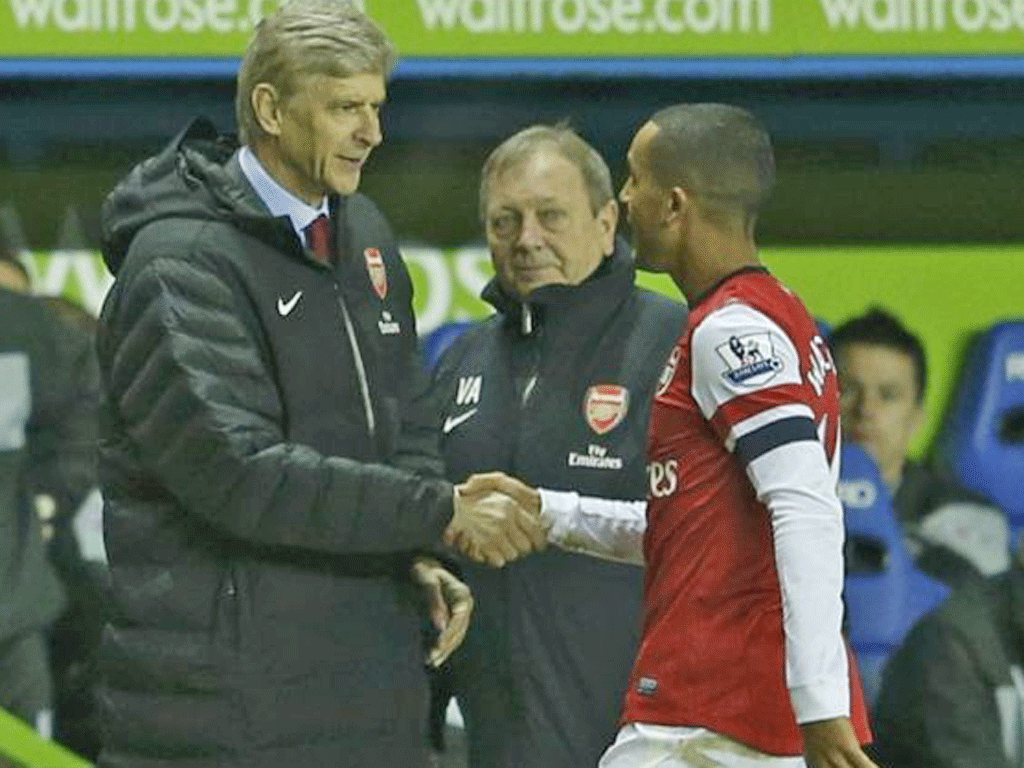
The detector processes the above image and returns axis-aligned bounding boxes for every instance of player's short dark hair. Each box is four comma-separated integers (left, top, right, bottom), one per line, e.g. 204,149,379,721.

830,307,928,402
646,103,775,224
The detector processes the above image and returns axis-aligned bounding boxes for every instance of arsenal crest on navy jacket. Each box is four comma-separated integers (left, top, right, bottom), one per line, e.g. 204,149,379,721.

431,241,686,768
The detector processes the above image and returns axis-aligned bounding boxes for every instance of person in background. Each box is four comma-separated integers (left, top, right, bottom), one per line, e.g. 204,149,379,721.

0,271,93,739
872,537,1024,767
0,250,31,293
37,294,105,761
429,123,686,768
831,307,1010,587
0,241,102,755
93,2,543,766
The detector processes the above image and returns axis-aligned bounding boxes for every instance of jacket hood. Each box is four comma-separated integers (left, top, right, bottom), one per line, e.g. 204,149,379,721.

100,118,278,276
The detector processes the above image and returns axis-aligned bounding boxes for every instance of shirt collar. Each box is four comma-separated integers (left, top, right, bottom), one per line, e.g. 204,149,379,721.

238,146,329,239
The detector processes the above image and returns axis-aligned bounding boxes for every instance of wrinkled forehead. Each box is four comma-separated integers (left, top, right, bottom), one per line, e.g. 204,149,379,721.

487,150,590,208
288,69,385,98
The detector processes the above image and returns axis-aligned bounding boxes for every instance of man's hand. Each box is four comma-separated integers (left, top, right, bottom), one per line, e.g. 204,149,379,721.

802,717,880,768
459,471,541,517
443,472,547,567
411,556,473,668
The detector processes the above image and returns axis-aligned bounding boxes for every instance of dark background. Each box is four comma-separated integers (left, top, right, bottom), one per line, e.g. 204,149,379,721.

2,73,1023,250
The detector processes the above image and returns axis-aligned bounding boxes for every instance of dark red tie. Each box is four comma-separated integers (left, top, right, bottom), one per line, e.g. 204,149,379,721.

305,214,331,265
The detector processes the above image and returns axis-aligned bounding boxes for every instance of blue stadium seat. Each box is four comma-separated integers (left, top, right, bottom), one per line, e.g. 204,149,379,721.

420,320,477,370
936,320,1024,532
840,444,950,704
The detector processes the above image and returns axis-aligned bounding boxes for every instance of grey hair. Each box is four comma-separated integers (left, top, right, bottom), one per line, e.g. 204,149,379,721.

236,0,395,146
479,123,613,221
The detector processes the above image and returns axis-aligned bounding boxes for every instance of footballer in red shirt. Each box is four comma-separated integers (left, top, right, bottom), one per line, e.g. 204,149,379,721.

602,104,874,768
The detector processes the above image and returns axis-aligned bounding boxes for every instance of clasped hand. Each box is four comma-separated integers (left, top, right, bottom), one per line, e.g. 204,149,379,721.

443,472,547,567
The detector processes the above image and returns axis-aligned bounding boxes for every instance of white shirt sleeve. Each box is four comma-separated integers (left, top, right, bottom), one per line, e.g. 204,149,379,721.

539,488,646,565
746,440,850,724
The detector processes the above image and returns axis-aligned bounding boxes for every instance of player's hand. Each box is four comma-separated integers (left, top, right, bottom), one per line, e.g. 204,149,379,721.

459,471,542,519
410,556,473,667
458,472,547,558
443,475,546,566
802,717,880,768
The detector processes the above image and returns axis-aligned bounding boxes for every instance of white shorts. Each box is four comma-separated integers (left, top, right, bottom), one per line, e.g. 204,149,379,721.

598,723,807,768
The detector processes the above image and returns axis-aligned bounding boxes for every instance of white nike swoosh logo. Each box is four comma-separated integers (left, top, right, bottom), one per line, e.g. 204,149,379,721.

277,291,302,316
442,408,478,434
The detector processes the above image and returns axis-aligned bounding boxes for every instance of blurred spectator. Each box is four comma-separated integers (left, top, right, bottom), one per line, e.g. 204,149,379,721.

832,307,1010,587
38,294,104,761
0,250,30,294
872,538,1024,767
1,235,102,752
0,285,83,737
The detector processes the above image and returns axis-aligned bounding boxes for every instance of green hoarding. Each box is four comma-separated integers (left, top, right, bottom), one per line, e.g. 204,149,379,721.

3,0,1024,57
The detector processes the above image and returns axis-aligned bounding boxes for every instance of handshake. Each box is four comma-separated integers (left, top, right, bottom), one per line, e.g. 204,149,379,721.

443,472,548,567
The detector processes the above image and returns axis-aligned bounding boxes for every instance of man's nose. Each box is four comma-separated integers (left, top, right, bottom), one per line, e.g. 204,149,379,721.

851,392,876,420
356,108,382,148
516,212,545,249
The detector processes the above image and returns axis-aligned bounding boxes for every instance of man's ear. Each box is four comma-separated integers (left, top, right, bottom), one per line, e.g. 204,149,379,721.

252,83,284,137
666,187,688,224
597,199,618,256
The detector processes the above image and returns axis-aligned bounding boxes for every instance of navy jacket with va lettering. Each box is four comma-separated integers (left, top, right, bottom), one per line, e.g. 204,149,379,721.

431,243,686,768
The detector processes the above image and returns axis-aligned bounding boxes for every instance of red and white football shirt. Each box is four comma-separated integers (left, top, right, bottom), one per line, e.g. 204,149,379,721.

622,267,870,755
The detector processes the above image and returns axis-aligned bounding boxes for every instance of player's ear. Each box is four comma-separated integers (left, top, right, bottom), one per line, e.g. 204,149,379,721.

666,187,688,223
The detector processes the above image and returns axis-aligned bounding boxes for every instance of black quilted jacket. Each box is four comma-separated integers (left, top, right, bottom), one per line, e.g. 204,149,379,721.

95,119,452,768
